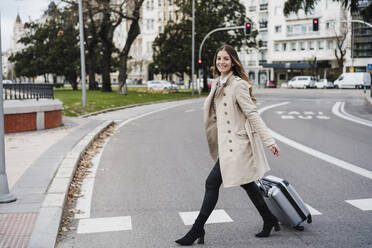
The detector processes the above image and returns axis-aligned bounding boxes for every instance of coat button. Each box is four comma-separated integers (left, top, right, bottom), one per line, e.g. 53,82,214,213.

224,103,227,106
228,130,231,133
223,93,226,96
224,112,228,115
214,116,216,120
227,121,230,124
229,140,232,143
229,149,233,152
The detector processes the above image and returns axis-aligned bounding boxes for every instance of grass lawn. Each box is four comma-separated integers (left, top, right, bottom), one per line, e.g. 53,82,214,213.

54,87,207,116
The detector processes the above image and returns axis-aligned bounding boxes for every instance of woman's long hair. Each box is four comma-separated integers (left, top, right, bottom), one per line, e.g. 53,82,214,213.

212,45,256,103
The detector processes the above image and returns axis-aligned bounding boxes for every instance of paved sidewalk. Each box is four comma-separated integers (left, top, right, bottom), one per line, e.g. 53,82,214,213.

0,116,108,248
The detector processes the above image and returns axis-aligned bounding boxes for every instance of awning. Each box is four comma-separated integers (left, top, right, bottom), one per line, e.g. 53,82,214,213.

262,61,331,69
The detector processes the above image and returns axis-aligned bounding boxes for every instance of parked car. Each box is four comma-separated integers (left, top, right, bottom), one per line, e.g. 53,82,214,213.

265,80,277,88
288,76,316,88
315,79,334,89
333,72,371,89
147,80,178,90
2,80,14,84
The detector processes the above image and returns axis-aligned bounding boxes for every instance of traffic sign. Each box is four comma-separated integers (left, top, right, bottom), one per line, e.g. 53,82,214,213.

367,64,372,73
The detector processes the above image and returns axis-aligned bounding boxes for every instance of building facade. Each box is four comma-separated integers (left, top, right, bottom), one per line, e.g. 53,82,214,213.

240,0,371,87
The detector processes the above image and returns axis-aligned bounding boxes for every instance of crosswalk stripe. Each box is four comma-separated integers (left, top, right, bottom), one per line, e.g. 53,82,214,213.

77,216,132,234
345,198,372,211
179,209,233,226
305,204,322,215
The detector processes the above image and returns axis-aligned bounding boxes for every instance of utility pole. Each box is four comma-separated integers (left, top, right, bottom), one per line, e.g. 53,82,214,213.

191,0,195,96
0,11,17,204
78,0,87,107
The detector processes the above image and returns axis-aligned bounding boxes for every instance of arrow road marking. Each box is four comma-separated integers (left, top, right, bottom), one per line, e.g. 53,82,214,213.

259,102,372,180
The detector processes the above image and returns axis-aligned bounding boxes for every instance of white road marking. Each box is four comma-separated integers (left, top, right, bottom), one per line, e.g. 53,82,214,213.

185,109,196,113
259,102,372,180
305,204,322,215
298,115,312,119
75,138,109,219
304,111,315,115
288,111,300,115
179,210,233,226
316,115,330,119
282,115,295,119
332,102,372,128
77,216,132,234
345,198,372,211
116,102,191,130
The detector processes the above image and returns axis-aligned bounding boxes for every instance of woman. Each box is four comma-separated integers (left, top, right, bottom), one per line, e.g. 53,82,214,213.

175,45,280,246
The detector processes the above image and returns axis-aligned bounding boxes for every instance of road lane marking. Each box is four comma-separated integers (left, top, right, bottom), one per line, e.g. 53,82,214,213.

345,198,372,211
116,102,192,131
77,216,132,234
259,102,372,180
179,210,233,226
185,109,196,113
305,204,322,215
75,138,110,219
332,102,372,128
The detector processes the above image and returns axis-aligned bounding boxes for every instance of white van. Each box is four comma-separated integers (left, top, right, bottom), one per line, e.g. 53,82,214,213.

334,72,371,89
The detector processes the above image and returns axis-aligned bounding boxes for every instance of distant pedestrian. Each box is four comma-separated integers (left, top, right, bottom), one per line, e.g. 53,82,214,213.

175,45,281,246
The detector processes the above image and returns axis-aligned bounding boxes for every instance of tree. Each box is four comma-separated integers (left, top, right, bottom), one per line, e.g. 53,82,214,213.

9,7,80,89
152,0,258,92
283,0,371,19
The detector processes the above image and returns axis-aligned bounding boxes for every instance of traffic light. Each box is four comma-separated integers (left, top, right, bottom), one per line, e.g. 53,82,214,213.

244,22,252,35
198,59,202,65
313,18,319,31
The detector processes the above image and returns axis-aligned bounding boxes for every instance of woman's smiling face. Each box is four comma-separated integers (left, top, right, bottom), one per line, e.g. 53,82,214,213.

216,50,232,75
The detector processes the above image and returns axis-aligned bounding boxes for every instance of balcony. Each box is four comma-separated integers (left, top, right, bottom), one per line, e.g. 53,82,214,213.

259,3,268,11
249,6,256,12
259,21,268,29
259,60,267,66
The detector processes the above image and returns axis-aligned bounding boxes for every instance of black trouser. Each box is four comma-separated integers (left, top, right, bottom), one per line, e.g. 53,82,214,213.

194,159,276,228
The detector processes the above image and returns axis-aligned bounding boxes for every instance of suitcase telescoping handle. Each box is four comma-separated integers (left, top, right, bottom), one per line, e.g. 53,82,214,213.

257,179,268,196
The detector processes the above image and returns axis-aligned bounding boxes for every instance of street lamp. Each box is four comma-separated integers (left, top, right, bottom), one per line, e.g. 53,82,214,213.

0,11,17,203
78,0,87,107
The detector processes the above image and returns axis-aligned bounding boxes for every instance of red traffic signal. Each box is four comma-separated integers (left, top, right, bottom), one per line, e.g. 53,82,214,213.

198,59,202,64
313,18,319,31
244,22,252,35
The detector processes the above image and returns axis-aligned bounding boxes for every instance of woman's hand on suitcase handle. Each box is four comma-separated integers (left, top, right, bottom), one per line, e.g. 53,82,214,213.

269,144,280,157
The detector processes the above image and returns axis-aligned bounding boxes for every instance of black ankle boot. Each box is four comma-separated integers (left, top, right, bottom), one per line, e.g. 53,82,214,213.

175,227,205,246
255,220,280,238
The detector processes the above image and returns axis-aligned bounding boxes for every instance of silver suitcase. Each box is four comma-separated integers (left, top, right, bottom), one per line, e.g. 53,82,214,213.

258,175,312,231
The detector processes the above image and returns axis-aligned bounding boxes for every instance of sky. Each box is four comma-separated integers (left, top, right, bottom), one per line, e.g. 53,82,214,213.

1,0,50,51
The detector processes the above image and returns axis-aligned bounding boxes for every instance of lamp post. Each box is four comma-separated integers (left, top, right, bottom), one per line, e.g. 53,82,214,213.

191,0,195,96
78,0,87,107
0,11,16,204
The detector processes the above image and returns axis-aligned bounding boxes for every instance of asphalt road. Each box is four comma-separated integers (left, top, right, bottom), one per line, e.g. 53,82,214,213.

58,89,372,248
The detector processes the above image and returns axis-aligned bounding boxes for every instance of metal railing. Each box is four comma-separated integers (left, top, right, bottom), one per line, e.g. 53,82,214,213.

2,83,54,100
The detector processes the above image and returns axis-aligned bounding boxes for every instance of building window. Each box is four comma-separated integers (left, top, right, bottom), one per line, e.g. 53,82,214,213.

282,43,287,51
327,40,334,49
300,42,305,50
291,42,296,51
309,41,314,50
318,40,324,50
275,25,282,33
274,43,279,52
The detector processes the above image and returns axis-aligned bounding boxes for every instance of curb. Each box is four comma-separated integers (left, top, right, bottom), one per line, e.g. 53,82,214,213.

80,96,205,118
28,120,114,248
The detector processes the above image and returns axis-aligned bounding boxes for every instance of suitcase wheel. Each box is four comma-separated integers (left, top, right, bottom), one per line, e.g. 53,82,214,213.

294,225,304,231
307,215,312,224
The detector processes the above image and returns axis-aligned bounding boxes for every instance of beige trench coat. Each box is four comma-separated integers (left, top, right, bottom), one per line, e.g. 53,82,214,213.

203,73,276,188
